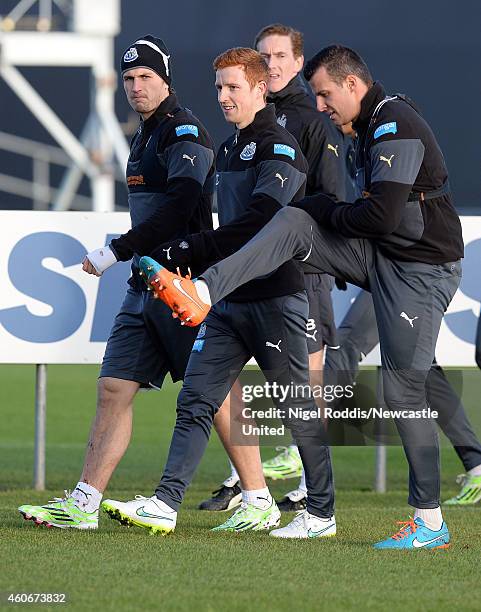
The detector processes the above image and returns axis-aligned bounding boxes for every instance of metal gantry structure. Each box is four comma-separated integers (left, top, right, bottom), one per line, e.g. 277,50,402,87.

0,0,129,212
0,1,131,490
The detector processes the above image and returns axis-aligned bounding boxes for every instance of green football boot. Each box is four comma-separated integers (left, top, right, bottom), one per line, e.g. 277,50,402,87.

19,492,98,529
212,500,281,532
443,473,481,505
262,445,303,480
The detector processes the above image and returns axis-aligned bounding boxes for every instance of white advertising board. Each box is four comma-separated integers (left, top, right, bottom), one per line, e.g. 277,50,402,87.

0,211,131,363
0,212,479,366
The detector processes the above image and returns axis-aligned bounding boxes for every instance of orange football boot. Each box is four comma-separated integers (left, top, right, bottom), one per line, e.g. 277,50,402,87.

139,256,210,327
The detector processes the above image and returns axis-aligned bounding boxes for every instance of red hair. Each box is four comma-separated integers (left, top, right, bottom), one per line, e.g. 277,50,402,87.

213,47,268,88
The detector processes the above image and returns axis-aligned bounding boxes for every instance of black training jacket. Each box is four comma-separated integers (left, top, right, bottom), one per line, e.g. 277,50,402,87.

109,93,215,276
267,75,345,200
344,133,361,202
188,104,308,301
295,82,464,264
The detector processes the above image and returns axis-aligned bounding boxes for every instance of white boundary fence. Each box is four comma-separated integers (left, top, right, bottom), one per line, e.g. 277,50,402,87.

1,212,480,489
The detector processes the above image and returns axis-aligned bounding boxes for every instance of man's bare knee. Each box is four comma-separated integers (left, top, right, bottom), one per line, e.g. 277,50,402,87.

97,377,139,412
214,397,230,424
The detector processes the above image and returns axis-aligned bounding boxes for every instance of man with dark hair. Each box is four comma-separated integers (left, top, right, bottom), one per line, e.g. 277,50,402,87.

304,46,373,87
199,23,346,515
145,45,464,548
18,35,215,530
101,48,337,538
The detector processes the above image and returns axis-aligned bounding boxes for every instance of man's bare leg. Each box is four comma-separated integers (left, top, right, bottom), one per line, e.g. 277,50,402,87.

213,381,266,491
309,349,324,401
273,349,325,509
18,376,141,527
205,345,327,512
301,349,325,485
213,349,325,492
80,377,140,492
208,380,279,526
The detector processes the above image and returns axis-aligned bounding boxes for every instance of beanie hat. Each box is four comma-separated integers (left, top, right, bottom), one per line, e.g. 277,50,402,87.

121,35,172,85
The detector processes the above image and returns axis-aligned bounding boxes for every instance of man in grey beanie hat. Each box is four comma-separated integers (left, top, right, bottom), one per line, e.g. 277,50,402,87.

18,35,216,530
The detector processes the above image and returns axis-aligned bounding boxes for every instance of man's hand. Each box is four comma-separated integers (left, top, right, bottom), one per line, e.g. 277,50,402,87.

82,246,118,276
150,239,192,273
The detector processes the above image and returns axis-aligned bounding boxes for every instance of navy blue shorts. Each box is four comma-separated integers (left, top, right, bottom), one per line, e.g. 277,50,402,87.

100,286,198,388
304,273,337,354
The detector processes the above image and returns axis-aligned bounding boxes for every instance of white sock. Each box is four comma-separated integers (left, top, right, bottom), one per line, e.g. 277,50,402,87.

71,482,102,513
308,512,333,522
222,460,239,487
289,443,300,457
298,469,307,495
468,464,481,477
152,496,177,514
414,506,443,531
242,487,272,510
193,279,211,306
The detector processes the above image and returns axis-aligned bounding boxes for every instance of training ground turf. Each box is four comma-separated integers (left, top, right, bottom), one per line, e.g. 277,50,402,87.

1,365,481,611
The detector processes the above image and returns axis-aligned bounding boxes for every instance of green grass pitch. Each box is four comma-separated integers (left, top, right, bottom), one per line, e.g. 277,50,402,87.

1,365,481,611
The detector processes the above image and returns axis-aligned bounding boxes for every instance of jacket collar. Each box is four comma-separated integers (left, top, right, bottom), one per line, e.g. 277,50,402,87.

142,93,180,131
236,103,277,140
352,81,386,135
267,74,309,104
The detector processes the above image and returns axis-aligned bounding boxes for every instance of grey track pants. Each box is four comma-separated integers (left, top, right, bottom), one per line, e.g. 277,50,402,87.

325,290,481,471
202,207,462,507
155,293,334,518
